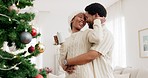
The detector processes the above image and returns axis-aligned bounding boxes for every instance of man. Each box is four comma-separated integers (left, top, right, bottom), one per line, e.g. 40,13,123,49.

61,3,114,78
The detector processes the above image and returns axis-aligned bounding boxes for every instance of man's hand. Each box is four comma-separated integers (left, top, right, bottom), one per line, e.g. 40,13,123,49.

62,65,76,74
96,17,106,24
100,17,106,24
94,14,106,24
65,65,76,74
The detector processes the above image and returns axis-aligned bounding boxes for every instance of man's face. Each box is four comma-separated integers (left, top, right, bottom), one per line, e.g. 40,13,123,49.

85,12,94,28
85,12,94,24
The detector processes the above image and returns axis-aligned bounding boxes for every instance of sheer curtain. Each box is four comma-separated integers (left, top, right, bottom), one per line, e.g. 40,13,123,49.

106,0,126,68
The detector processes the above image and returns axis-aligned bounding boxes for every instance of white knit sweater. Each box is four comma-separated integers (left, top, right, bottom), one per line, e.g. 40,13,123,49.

60,19,114,78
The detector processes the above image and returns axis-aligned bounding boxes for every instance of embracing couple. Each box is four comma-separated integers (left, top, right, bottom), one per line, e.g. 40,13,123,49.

59,2,114,78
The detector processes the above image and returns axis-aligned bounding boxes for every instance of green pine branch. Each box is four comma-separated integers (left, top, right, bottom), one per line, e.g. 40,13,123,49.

0,0,47,78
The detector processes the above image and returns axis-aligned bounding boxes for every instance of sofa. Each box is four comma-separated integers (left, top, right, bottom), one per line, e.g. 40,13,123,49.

47,66,148,78
113,67,148,78
47,66,66,78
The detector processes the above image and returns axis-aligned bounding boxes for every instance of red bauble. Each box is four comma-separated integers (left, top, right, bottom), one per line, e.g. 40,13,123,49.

31,28,37,37
28,46,35,53
35,74,43,78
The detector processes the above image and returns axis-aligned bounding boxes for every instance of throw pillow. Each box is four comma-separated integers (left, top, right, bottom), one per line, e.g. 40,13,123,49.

122,67,139,78
136,69,148,78
113,66,124,74
114,73,130,78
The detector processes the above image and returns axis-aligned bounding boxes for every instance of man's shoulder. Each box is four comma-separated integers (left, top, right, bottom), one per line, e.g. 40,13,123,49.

83,29,94,33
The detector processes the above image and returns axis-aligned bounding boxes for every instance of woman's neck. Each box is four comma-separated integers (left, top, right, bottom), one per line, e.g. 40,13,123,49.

72,29,80,33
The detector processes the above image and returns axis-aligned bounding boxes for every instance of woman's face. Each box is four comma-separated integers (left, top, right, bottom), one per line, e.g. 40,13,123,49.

71,13,86,31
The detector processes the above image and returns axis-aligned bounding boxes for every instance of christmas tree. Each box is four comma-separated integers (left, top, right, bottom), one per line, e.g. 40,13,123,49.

0,0,49,78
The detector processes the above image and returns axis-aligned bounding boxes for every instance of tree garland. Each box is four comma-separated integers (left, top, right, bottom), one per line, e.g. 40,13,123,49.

0,62,21,70
0,55,16,60
0,13,19,23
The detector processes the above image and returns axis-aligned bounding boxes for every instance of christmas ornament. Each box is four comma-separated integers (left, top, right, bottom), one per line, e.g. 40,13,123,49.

2,41,10,52
39,67,52,74
35,42,45,53
20,32,32,44
31,28,37,37
35,74,43,78
8,4,19,13
28,46,35,53
9,42,16,52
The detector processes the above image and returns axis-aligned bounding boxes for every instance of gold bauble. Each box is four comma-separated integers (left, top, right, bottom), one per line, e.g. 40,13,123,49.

36,42,45,53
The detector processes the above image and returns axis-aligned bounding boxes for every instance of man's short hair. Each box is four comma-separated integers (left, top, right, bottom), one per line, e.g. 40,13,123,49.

85,3,107,17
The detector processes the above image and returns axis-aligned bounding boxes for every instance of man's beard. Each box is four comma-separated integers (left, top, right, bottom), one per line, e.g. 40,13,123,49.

88,23,93,29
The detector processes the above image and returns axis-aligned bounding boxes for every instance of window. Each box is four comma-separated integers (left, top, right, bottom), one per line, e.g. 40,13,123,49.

106,1,126,68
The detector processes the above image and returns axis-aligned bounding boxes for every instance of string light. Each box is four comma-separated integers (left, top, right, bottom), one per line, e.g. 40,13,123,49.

17,0,20,5
0,13,20,23
0,14,11,21
0,62,21,70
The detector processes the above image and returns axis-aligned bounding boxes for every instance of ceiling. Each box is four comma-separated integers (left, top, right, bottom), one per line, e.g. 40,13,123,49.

82,0,119,8
34,0,119,12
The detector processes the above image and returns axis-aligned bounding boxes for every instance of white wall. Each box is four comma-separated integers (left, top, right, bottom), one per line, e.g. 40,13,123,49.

34,10,70,74
122,0,148,68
